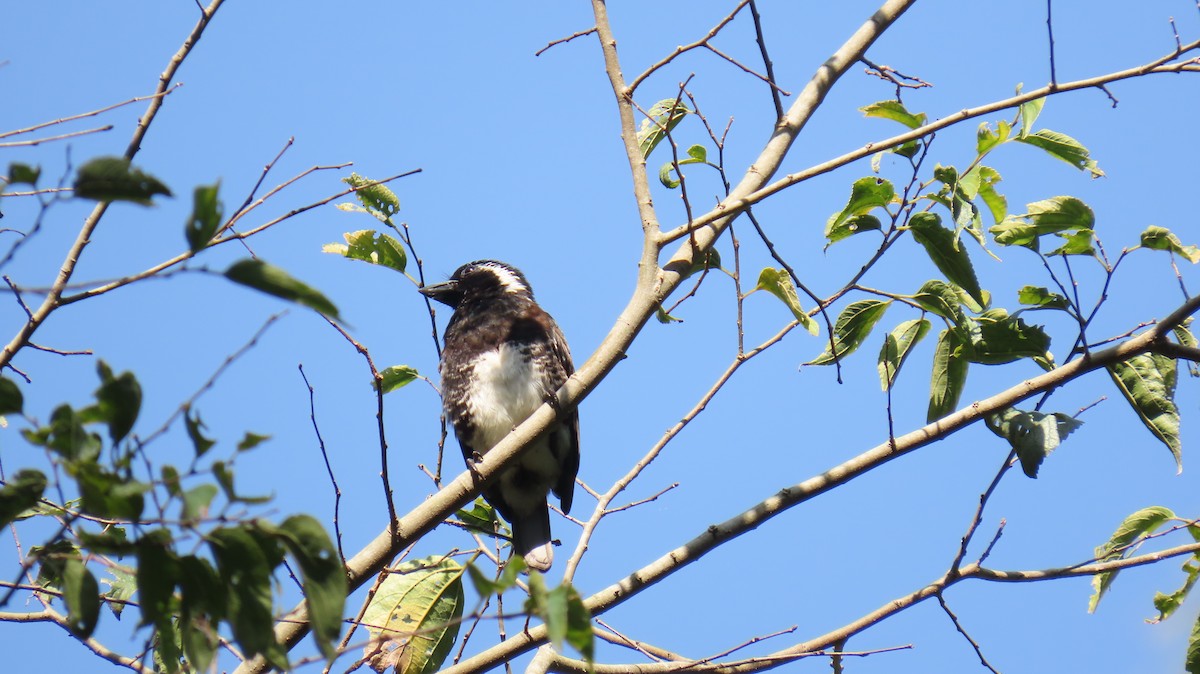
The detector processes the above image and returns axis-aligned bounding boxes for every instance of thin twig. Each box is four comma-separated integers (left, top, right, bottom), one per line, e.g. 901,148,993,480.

535,27,597,57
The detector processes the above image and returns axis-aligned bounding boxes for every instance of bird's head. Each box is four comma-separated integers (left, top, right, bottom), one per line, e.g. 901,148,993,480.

419,260,534,309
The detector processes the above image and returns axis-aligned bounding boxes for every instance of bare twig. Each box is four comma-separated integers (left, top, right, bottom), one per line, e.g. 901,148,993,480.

535,27,597,57
298,364,346,567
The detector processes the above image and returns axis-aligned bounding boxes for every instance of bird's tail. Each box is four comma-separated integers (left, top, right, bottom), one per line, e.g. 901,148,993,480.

511,506,553,572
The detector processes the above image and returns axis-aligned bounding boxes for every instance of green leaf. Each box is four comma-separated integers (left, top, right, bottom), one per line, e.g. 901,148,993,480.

236,432,271,451
91,361,141,444
807,300,891,366
1140,226,1200,263
1017,286,1070,309
990,196,1095,249
1108,353,1182,472
23,404,102,463
376,365,419,394
976,166,1007,225
878,319,931,391
464,557,524,598
183,406,215,458
275,515,347,661
1187,612,1200,673
1047,230,1095,256
655,305,682,324
177,556,224,672
928,329,969,422
985,408,1082,478
1174,321,1200,378
860,100,927,129
1016,129,1103,177
322,229,408,273
824,177,892,246
1089,506,1176,613
911,279,969,327
212,461,271,505
181,484,218,523
101,567,137,618
62,558,101,638
362,557,464,674
72,463,147,520
225,258,341,320
637,99,690,159
754,268,818,335
1151,558,1200,623
7,162,41,186
136,530,178,630
549,582,594,663
0,469,47,529
208,526,289,669
73,156,171,205
657,145,709,189
968,310,1053,367
76,527,134,557
907,212,986,308
1018,97,1045,138
343,173,400,219
0,375,23,415
454,498,498,534
185,182,223,253
976,120,1011,155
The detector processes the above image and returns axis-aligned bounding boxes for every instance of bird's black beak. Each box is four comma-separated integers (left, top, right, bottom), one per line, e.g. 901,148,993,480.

418,279,461,307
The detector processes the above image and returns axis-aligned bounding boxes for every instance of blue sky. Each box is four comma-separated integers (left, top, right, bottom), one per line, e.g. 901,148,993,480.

3,1,1200,672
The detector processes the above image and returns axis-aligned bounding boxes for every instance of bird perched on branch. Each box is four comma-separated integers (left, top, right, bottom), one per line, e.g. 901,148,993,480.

420,260,579,572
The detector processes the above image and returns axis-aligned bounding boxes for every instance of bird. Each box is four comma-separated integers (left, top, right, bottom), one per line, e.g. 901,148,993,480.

419,260,579,572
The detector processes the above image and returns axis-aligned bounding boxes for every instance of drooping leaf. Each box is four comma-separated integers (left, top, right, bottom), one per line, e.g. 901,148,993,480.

73,156,171,205
1108,353,1182,472
1140,226,1200,263
212,461,271,505
454,498,498,534
1151,557,1200,623
637,99,690,159
0,469,47,529
208,526,289,669
185,182,223,253
658,144,711,188
225,259,340,320
183,406,215,458
0,375,23,415
860,100,927,129
990,196,1095,249
90,361,141,444
878,319,931,390
362,557,464,674
911,279,969,327
754,268,818,335
1089,506,1176,613
807,300,891,366
824,177,893,246
323,229,408,273
907,212,986,308
1016,129,1103,177
343,173,400,219
1187,612,1200,673
976,166,1007,225
985,408,1083,477
1018,96,1045,138
464,557,524,598
135,530,178,630
61,558,101,638
928,329,969,422
1017,286,1070,309
274,515,347,660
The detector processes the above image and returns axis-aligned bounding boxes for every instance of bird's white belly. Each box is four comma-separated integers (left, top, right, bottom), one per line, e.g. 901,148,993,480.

466,344,545,452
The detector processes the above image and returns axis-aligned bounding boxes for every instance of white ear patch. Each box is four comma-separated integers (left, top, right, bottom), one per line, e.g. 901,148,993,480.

483,263,529,294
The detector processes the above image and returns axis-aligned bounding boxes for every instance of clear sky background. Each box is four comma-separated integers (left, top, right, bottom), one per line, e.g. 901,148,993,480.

3,1,1200,672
